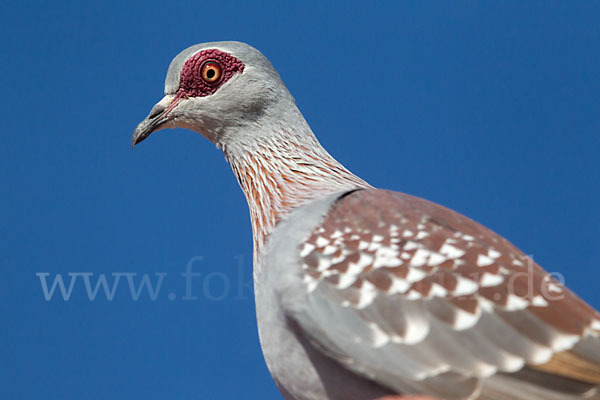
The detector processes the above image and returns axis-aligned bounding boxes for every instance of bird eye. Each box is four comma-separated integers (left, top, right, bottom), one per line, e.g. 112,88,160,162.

200,61,222,84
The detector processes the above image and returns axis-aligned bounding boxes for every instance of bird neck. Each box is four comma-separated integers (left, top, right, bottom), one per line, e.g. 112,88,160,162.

223,129,370,253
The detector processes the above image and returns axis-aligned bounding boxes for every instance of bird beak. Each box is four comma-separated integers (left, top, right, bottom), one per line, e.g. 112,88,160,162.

131,94,181,148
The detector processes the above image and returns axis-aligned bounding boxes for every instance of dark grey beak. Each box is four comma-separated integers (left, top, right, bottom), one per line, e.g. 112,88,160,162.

131,95,180,148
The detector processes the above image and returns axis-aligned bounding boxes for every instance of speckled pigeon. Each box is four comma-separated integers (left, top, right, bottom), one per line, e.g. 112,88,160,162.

132,41,600,400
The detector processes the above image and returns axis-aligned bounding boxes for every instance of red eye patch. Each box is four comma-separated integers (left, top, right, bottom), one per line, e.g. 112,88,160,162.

179,49,244,97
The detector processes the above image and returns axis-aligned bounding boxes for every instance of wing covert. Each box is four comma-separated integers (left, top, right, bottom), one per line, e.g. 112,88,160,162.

278,189,600,399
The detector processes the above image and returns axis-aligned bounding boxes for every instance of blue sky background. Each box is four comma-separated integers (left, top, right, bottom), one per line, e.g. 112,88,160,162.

1,1,599,399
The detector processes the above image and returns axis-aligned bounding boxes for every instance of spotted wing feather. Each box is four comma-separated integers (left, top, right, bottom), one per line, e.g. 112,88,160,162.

279,189,600,400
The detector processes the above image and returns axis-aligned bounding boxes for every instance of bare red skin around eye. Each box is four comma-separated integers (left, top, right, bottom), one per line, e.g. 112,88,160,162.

179,49,245,97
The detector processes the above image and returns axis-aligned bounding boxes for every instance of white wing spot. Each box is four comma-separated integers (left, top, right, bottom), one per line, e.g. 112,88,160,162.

479,297,495,312
505,294,529,311
368,322,390,347
402,229,414,238
331,252,346,264
406,267,427,283
415,231,430,240
480,273,503,287
373,247,402,268
454,276,479,296
453,306,481,330
367,241,383,252
357,280,377,308
440,243,465,259
512,259,525,267
429,283,448,297
390,276,410,294
477,254,495,267
300,243,315,258
358,241,370,250
405,290,422,300
317,257,333,272
315,236,329,247
488,248,502,259
410,248,431,267
304,275,319,292
372,234,384,242
428,253,447,266
532,295,549,307
548,282,563,293
404,241,419,251
345,253,374,276
322,245,338,256
330,230,343,239
551,334,580,352
337,273,357,289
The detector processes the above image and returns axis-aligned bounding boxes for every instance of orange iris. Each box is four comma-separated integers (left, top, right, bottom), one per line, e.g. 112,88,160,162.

201,61,222,84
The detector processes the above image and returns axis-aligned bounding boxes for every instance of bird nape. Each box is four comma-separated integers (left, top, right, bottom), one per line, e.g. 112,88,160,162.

132,41,600,400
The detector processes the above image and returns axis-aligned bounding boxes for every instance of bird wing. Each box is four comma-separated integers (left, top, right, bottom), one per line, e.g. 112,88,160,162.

276,188,600,400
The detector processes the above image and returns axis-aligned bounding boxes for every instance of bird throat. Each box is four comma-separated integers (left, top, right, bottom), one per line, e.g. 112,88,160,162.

224,130,369,255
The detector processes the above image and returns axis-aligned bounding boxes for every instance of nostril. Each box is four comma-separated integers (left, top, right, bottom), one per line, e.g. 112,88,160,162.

148,103,166,119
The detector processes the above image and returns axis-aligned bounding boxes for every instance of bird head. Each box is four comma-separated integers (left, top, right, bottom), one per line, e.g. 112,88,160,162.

132,41,295,149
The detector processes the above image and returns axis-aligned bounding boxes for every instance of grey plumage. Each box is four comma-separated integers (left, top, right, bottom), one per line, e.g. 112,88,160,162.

132,41,600,400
